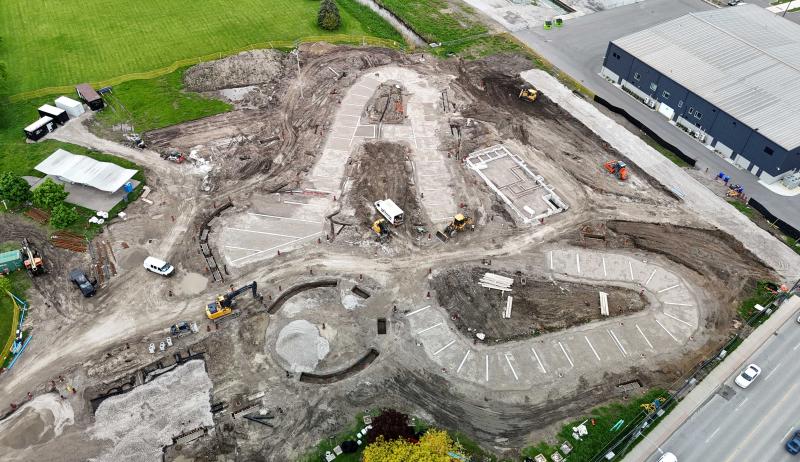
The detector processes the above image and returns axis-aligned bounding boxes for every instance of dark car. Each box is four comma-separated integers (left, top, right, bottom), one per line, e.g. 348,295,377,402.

69,269,96,297
787,431,800,454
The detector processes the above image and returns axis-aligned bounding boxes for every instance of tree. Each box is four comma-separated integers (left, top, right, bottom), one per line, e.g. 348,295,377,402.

367,409,416,445
0,172,31,204
317,0,341,31
0,276,11,295
50,203,79,229
32,178,68,210
363,429,461,462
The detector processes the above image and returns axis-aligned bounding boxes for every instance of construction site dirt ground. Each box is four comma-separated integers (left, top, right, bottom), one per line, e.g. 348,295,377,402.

0,43,793,462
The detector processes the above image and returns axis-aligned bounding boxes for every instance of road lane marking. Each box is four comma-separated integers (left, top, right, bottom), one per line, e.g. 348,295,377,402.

645,269,657,287
608,329,628,356
416,323,442,335
705,427,721,443
406,305,430,317
531,347,546,374
585,336,601,361
558,342,574,368
576,253,581,274
658,284,680,293
764,362,783,381
636,324,654,350
485,355,490,382
629,261,634,280
433,340,455,356
735,397,748,411
504,353,519,381
247,212,322,224
230,231,322,263
602,257,607,277
663,312,693,327
722,382,800,462
656,319,680,343
226,227,304,239
456,350,471,374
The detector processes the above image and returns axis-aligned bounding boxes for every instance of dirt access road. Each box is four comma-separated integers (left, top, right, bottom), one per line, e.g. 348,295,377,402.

0,45,785,461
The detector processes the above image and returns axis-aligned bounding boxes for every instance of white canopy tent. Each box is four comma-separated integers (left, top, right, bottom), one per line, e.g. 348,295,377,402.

34,149,137,193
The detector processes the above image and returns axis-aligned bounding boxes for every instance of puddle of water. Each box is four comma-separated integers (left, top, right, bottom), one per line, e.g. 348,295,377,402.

174,272,209,296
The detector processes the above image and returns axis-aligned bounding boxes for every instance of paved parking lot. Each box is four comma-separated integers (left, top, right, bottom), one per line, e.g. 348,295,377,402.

405,248,699,390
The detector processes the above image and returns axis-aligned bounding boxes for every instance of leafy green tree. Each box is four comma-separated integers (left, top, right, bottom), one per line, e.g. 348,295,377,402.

317,0,341,31
50,203,79,229
32,178,67,210
0,172,31,204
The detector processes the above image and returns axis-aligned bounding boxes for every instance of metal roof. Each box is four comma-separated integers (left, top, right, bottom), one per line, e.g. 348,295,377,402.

24,116,53,132
612,4,800,150
35,149,137,193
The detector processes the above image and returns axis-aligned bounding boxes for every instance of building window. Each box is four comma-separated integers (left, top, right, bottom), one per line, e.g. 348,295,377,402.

695,111,702,120
662,90,670,99
633,72,641,81
649,82,658,91
764,146,774,155
677,100,683,108
687,107,694,115
612,52,620,59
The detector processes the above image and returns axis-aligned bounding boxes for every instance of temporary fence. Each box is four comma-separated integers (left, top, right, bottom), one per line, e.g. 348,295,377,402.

10,34,404,102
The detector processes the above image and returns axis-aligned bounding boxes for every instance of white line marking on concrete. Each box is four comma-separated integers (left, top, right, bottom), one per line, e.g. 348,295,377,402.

230,231,322,263
416,323,442,335
735,397,748,411
549,251,553,271
226,227,304,239
629,261,634,280
504,354,519,381
558,342,574,368
658,284,680,293
664,302,694,307
576,253,581,274
636,324,654,350
602,257,607,277
485,355,490,382
457,350,471,374
663,312,693,327
225,245,266,253
433,340,456,356
645,269,657,287
705,427,720,443
531,347,546,374
782,427,794,441
655,319,680,343
608,330,628,356
247,212,322,224
585,336,601,361
283,200,317,206
764,362,782,381
794,342,800,352
406,305,431,317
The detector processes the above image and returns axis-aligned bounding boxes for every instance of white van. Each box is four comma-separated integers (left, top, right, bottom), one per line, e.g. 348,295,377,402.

144,256,174,276
374,199,404,225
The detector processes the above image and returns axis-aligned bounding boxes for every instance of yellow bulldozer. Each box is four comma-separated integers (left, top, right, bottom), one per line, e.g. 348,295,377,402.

436,214,474,242
519,87,538,103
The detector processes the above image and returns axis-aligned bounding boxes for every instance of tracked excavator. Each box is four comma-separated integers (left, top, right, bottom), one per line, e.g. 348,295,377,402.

21,238,45,275
603,160,628,181
371,218,391,242
206,281,262,321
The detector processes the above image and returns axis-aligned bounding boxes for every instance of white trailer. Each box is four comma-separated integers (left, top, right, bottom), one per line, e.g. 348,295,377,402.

374,199,404,225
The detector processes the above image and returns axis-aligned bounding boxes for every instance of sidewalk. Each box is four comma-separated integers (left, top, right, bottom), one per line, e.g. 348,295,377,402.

623,295,800,462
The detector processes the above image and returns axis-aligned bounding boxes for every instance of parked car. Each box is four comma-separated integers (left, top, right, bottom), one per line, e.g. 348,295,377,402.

734,364,762,388
727,0,741,5
657,453,678,462
787,431,800,454
69,269,96,297
143,256,174,276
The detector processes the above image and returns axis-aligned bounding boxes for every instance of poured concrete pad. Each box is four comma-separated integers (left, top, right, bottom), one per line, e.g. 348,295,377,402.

276,320,330,373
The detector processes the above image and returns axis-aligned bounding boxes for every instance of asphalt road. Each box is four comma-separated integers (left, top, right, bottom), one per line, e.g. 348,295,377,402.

645,312,800,462
512,0,800,231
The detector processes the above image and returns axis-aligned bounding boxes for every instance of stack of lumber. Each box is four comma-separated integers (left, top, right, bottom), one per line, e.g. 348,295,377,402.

480,273,513,292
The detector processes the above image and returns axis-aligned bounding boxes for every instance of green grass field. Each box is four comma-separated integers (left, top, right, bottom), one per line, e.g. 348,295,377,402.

0,0,404,96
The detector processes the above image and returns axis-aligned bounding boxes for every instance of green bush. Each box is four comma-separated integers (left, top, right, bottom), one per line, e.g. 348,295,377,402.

318,0,341,30
31,178,67,210
0,172,31,204
50,203,79,229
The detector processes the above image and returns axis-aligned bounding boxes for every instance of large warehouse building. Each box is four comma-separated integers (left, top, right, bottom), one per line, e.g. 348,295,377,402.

600,4,800,185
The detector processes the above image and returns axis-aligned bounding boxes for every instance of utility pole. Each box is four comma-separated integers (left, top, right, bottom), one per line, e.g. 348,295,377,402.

784,0,794,17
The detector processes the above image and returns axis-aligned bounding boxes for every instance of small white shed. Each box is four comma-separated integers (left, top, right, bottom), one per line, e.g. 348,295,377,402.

374,199,404,225
55,96,85,118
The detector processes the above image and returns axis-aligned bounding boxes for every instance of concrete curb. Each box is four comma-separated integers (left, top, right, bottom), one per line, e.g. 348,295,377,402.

623,295,800,462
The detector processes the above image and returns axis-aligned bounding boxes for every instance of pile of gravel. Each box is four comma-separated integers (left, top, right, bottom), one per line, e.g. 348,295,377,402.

184,49,286,92
276,320,330,372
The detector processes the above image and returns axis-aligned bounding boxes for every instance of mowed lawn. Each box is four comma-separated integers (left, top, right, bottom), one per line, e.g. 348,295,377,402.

0,0,402,95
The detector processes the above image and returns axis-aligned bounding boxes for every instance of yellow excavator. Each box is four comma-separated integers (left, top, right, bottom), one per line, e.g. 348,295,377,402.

206,281,262,321
372,218,391,242
519,87,538,103
436,214,474,242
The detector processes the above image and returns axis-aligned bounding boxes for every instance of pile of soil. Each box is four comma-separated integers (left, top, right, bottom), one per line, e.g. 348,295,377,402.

432,267,646,342
365,82,405,124
346,141,425,227
183,49,287,92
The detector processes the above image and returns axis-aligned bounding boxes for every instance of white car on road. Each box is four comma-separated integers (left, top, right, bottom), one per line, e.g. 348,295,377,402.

734,364,762,388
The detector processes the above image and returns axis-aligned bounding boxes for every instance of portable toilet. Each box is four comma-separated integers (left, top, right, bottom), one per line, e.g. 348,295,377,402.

0,250,24,273
55,96,85,118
